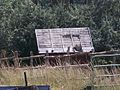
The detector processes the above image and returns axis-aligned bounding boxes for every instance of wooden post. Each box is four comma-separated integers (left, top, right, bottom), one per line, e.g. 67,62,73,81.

30,51,33,67
24,72,28,86
113,56,116,64
66,47,71,65
90,56,95,90
0,51,1,67
45,50,50,66
67,47,70,54
1,50,8,67
13,51,19,68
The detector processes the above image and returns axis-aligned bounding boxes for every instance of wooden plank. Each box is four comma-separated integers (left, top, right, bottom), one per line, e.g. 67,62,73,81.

92,53,120,58
0,57,14,61
96,74,120,77
35,28,94,53
94,64,120,68
94,84,120,87
61,29,64,52
0,52,89,62
0,50,9,67
49,29,53,49
91,50,120,55
16,64,89,70
13,51,19,67
30,51,34,66
45,50,50,66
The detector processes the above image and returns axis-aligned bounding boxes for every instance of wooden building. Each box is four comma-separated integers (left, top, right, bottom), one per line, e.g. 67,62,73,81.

35,27,94,54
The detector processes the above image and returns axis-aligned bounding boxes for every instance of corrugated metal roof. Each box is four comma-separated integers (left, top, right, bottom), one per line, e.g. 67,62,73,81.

35,27,94,53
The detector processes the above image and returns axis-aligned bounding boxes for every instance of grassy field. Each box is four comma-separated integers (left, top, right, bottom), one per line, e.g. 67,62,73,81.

0,65,91,90
0,65,120,90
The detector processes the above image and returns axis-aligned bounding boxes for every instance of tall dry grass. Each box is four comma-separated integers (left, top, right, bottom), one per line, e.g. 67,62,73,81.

93,67,120,90
0,65,120,90
0,65,91,90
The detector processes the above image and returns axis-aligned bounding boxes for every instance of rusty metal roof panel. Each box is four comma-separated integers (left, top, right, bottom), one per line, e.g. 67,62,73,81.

35,27,94,53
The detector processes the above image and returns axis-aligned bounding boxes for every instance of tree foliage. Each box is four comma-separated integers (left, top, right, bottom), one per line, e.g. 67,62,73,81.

0,0,120,56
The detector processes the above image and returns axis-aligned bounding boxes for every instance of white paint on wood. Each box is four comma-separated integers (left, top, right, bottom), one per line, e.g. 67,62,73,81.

35,27,94,53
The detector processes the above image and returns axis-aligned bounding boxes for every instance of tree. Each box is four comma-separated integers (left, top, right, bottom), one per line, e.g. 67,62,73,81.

0,0,120,56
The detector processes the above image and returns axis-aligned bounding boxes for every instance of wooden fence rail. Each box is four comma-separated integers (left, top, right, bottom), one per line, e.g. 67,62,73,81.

0,50,120,68
0,51,91,67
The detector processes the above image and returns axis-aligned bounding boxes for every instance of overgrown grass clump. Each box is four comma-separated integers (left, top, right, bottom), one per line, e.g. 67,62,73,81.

0,65,120,90
0,66,91,90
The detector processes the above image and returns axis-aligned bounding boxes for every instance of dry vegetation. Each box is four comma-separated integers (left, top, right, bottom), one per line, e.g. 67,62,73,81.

94,67,120,90
0,65,120,90
0,65,91,90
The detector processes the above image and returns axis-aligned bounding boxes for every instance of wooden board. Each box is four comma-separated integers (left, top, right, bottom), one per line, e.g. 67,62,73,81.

35,27,94,53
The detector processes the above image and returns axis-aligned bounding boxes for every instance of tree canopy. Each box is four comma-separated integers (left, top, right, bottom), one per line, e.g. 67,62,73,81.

0,0,120,56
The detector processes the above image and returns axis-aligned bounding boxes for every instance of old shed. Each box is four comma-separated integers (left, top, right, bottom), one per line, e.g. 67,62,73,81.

35,27,94,53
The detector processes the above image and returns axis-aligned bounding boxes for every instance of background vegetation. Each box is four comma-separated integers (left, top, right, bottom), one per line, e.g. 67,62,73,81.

0,0,120,56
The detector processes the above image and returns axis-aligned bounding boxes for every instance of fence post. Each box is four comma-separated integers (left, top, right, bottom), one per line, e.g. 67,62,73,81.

30,51,33,67
66,47,71,65
24,72,28,86
1,50,8,67
45,50,50,66
90,55,95,90
13,51,19,68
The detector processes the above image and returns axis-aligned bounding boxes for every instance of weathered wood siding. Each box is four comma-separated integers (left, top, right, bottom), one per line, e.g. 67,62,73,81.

35,27,94,53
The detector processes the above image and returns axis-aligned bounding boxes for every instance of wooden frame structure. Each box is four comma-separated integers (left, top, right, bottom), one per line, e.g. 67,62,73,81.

35,27,94,53
90,52,120,90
